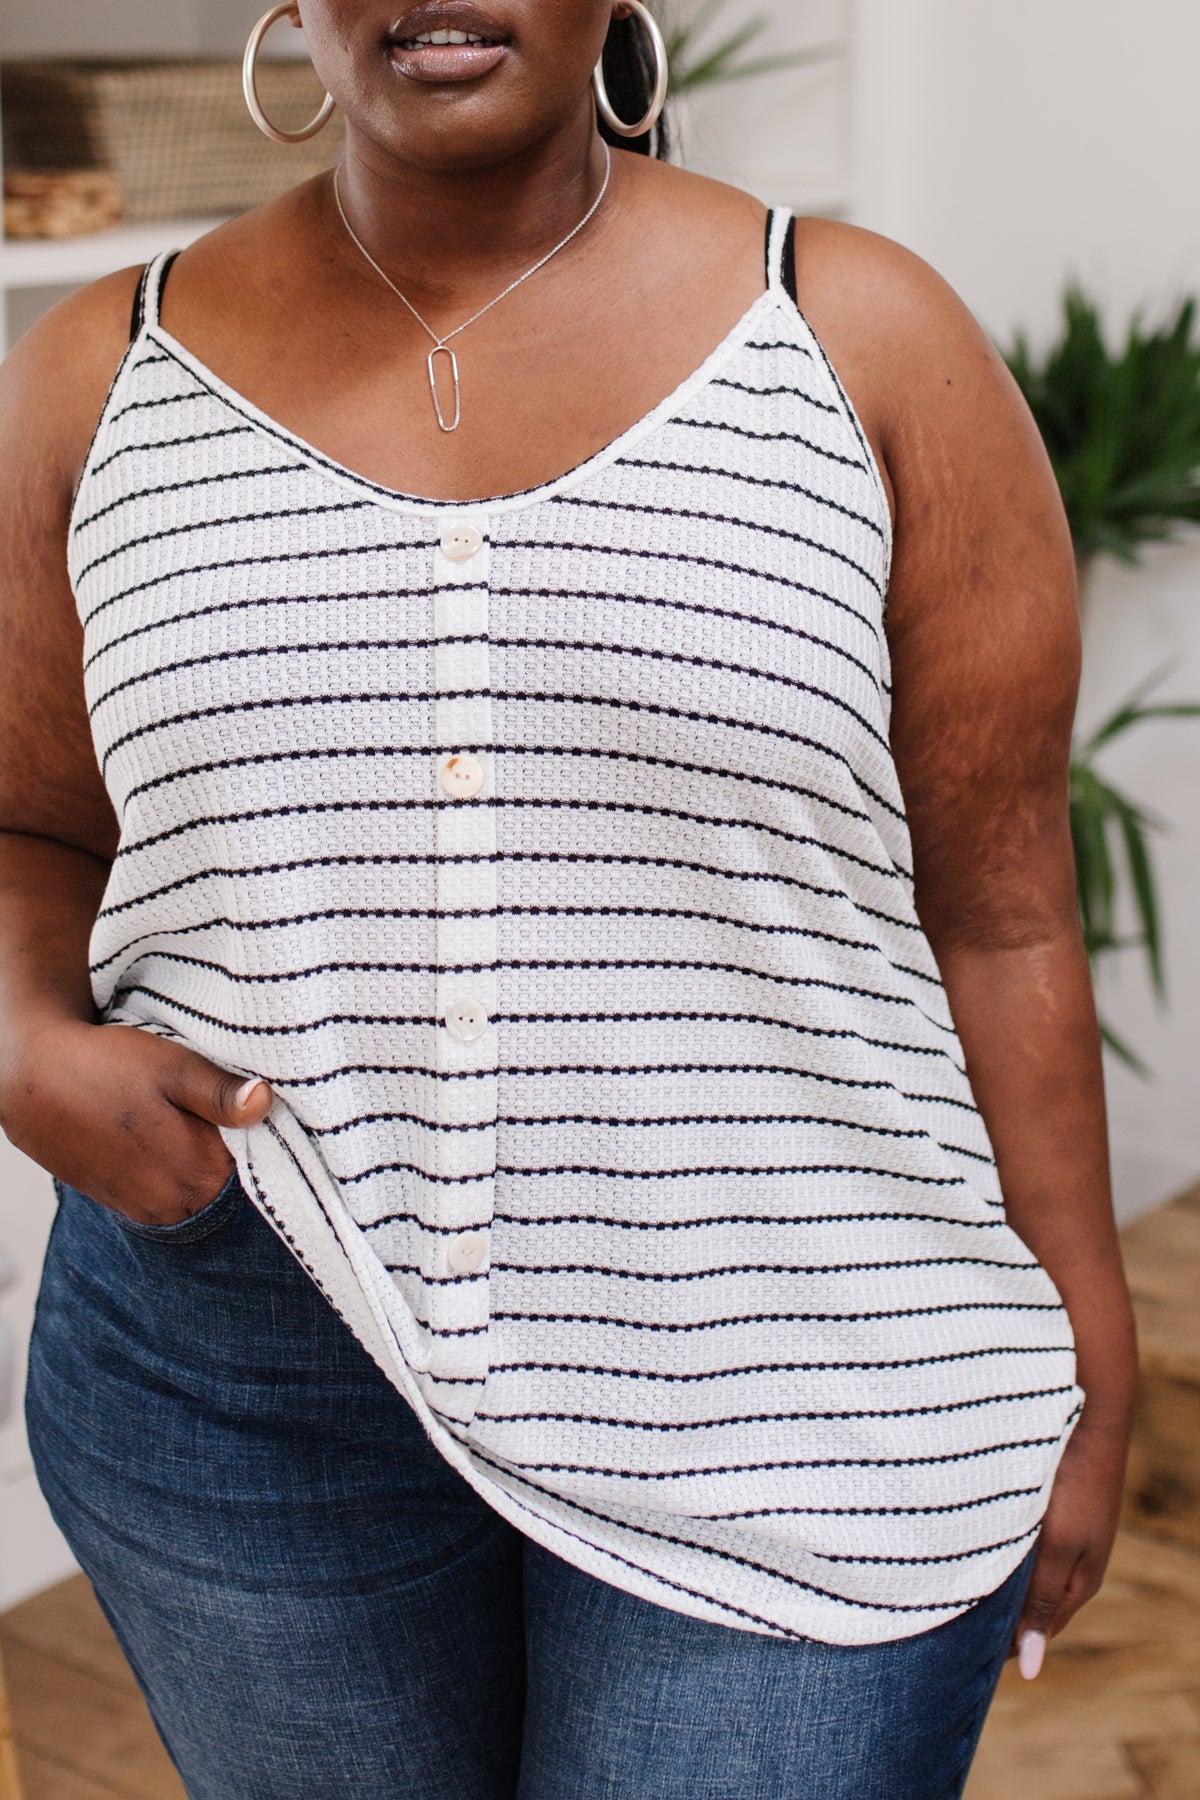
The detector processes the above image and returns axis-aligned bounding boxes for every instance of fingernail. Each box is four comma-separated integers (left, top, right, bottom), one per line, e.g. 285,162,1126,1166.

235,1078,266,1108
1018,1629,1046,1680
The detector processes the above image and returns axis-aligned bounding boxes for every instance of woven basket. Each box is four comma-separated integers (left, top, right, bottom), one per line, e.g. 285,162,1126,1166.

4,169,124,239
1,59,344,224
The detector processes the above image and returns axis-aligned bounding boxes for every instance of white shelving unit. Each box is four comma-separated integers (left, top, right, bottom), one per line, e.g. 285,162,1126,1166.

0,216,228,353
2,215,224,291
0,0,308,352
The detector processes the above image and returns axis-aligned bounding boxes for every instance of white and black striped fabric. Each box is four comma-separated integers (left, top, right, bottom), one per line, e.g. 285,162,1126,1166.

69,212,1083,1644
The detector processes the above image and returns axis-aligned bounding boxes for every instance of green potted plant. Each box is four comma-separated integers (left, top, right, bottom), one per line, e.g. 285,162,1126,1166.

1006,291,1200,1067
663,0,840,95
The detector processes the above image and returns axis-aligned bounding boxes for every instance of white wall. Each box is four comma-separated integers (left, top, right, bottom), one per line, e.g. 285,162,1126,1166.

681,0,853,213
2,0,196,56
0,1148,65,1609
193,0,270,58
0,0,313,58
851,0,1200,1220
0,0,262,57
853,0,1200,337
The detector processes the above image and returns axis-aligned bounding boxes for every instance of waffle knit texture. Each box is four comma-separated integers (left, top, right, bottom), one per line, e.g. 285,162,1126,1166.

68,215,1083,1644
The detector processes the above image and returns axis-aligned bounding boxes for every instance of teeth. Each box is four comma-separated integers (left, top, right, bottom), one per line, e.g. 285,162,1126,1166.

407,29,491,45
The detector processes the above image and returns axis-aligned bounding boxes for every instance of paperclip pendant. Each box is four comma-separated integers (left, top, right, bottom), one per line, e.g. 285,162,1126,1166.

428,344,461,434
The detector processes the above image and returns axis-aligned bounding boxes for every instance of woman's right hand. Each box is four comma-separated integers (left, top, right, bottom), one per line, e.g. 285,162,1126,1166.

0,1018,273,1226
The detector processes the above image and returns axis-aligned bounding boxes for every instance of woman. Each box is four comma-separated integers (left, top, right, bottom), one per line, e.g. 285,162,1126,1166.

0,1,1137,1794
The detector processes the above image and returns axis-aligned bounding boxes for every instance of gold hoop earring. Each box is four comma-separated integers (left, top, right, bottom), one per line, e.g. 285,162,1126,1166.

243,4,336,144
593,0,669,140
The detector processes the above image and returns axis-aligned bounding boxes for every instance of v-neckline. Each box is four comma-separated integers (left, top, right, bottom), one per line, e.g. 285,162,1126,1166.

143,278,788,520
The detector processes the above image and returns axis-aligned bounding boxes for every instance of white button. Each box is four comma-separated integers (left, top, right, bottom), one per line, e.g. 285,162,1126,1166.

439,753,486,799
444,998,489,1042
440,522,484,561
447,1232,489,1275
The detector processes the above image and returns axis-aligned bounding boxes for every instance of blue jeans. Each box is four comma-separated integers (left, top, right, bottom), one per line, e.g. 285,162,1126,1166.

26,1174,1036,1799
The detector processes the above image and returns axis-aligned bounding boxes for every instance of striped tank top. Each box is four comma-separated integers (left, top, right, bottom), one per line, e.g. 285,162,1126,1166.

69,212,1083,1645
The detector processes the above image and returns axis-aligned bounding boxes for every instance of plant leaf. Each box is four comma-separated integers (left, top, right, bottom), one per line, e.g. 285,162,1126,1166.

1099,1017,1151,1077
665,0,841,94
1070,669,1200,1039
673,44,841,89
1116,797,1164,995
1002,287,1200,565
672,19,766,89
1070,760,1119,953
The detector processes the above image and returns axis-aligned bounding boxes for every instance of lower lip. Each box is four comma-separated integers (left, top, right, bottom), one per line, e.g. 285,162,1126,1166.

389,41,509,82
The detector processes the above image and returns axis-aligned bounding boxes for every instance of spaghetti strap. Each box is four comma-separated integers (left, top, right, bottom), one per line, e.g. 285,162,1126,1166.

129,249,182,343
765,205,795,298
127,263,154,345
780,216,798,305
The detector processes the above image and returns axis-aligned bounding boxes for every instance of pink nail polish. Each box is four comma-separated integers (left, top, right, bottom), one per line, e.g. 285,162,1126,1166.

1018,1629,1046,1680
235,1078,265,1107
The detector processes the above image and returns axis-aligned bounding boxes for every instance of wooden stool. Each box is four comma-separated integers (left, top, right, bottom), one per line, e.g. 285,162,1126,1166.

0,1644,24,1800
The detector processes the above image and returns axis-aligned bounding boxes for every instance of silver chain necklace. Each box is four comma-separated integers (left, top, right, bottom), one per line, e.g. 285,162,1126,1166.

332,141,613,434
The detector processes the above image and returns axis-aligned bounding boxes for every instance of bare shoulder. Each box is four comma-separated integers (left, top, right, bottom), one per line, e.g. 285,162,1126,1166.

633,155,767,223
789,216,1032,453
0,264,145,500
0,205,275,494
792,217,1000,370
628,155,769,269
0,268,145,858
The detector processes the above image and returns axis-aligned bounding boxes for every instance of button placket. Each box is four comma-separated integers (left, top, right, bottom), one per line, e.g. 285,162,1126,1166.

430,516,497,1382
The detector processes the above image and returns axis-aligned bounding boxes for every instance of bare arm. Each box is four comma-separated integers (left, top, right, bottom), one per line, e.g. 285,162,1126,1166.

0,275,272,1224
798,222,1138,1665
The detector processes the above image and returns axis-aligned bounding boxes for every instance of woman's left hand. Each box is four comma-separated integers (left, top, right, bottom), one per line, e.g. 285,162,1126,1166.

1008,1406,1132,1677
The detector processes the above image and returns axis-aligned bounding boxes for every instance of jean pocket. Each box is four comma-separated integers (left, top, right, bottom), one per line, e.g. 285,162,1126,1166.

101,1167,246,1246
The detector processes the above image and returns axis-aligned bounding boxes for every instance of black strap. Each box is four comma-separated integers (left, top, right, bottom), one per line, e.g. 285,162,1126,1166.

782,216,798,305
763,213,799,305
128,263,153,343
128,250,182,344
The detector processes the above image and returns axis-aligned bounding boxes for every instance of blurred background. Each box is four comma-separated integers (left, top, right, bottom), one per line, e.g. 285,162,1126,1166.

0,4,1198,1796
